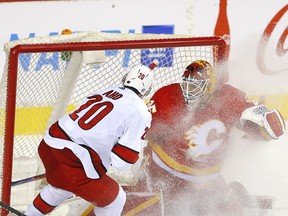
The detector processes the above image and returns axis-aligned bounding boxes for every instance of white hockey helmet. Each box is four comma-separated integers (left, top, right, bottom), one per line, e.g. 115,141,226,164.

123,60,158,97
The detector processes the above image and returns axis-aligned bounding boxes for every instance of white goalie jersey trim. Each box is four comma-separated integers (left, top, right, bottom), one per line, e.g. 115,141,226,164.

240,105,285,140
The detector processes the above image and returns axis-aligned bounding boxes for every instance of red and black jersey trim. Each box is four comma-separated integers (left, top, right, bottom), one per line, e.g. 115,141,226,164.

79,144,107,177
33,194,55,214
48,121,72,141
112,143,139,164
48,121,107,177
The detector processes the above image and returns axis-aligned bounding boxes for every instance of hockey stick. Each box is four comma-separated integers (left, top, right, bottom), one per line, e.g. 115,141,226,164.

12,173,46,187
0,201,26,215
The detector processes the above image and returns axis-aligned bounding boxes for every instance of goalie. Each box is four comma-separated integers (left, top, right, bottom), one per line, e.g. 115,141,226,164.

123,60,285,215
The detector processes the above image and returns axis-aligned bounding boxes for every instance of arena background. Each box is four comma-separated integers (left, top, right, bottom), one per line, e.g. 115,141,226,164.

0,0,287,118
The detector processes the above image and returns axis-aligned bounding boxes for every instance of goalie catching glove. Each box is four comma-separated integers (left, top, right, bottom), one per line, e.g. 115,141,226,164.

240,105,285,141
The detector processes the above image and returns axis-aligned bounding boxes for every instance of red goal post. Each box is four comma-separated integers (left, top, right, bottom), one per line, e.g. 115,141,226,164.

0,31,226,213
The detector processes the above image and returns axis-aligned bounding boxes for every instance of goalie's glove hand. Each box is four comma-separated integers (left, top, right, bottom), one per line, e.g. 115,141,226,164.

240,105,285,141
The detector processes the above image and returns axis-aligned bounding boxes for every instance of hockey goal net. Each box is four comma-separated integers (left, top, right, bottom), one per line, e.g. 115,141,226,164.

0,31,226,213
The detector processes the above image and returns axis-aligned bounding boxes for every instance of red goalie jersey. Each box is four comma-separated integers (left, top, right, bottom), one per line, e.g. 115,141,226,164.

122,60,285,216
147,83,256,179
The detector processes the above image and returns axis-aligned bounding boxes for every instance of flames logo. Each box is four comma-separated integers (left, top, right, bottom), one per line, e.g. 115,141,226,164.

184,120,226,160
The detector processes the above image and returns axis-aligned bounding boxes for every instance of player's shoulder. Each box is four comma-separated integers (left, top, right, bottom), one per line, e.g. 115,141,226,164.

220,83,240,91
94,85,120,95
218,83,246,98
158,83,181,92
127,102,152,126
119,87,151,119
98,85,136,99
152,83,181,98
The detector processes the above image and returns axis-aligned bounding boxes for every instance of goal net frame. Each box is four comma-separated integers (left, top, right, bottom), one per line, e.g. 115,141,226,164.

0,32,227,214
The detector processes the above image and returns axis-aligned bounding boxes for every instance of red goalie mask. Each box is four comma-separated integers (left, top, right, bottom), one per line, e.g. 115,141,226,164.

180,60,216,105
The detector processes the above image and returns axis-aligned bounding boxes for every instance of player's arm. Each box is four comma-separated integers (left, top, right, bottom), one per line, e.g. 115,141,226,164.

111,142,140,170
240,104,285,141
111,116,150,171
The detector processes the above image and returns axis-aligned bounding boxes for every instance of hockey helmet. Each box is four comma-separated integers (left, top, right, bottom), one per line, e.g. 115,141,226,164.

123,63,155,97
180,60,216,104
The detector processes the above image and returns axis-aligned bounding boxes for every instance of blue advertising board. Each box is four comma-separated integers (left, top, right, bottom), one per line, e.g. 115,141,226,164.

141,25,174,67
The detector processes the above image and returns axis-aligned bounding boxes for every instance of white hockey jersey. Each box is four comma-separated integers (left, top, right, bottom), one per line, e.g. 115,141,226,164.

44,86,151,179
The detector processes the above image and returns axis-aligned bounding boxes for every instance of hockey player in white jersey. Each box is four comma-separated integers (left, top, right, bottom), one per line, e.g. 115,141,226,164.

24,61,157,216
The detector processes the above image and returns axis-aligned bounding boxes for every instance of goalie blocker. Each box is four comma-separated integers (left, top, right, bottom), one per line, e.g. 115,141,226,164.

240,105,285,141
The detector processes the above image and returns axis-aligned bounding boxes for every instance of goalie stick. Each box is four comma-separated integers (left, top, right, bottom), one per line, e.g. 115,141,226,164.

0,201,26,216
12,173,46,187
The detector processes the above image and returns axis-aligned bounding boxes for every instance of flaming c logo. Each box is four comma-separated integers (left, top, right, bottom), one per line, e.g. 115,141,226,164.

257,4,288,75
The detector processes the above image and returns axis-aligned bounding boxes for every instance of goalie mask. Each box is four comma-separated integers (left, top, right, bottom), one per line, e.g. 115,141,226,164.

123,64,155,98
180,60,216,105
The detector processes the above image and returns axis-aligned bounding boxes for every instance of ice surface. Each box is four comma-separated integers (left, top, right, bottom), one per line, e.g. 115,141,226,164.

222,124,288,216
